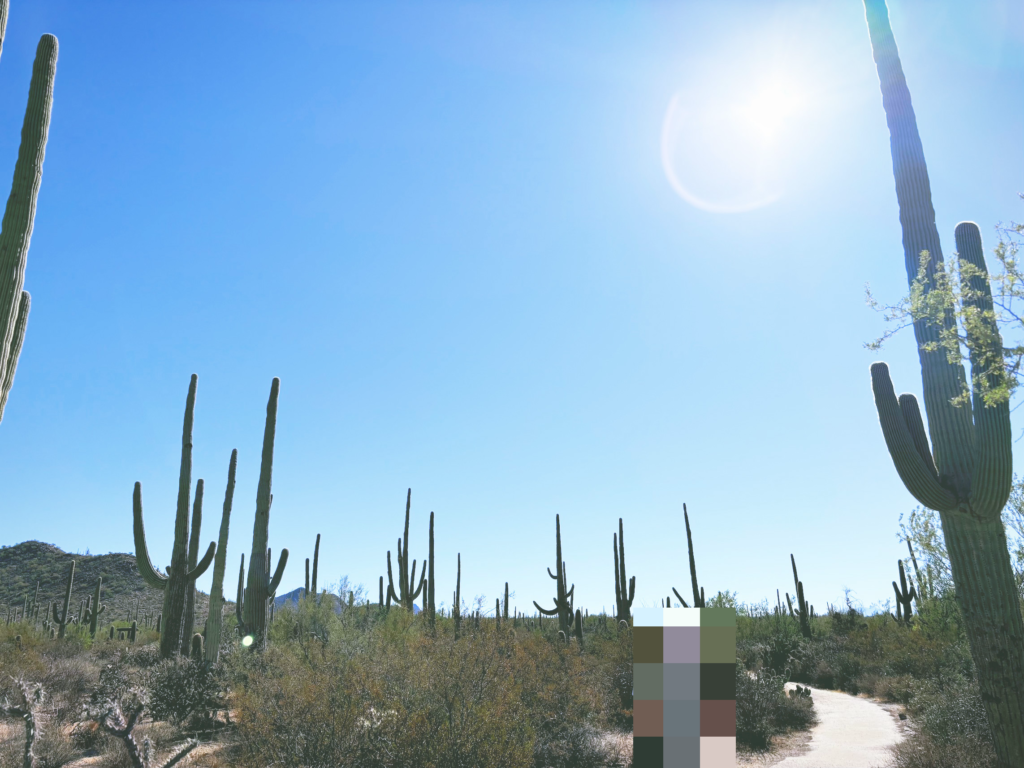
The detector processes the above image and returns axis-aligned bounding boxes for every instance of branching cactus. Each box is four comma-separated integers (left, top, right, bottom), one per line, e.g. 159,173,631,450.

133,375,216,658
0,13,58,426
52,559,74,639
864,1,1024,759
385,489,426,612
672,504,706,609
204,449,236,664
784,554,812,639
533,514,575,637
85,577,105,638
612,517,635,623
892,560,916,625
239,378,289,650
905,539,930,603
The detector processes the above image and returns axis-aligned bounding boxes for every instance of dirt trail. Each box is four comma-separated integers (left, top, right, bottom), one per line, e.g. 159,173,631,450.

768,682,905,768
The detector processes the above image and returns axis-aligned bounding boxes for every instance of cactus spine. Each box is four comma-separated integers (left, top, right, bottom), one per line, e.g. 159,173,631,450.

613,518,635,623
238,378,289,650
533,514,575,638
385,489,426,612
133,375,216,658
672,504,706,609
864,2,1024,758
0,18,58,426
204,449,236,664
179,478,205,656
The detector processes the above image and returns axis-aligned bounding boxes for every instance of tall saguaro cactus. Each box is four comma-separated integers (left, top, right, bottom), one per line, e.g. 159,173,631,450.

385,489,427,612
204,449,236,664
179,478,205,656
672,505,706,609
612,517,635,623
787,554,812,639
133,374,217,658
53,559,74,638
239,378,289,650
533,514,575,638
0,14,57,426
864,1,1024,762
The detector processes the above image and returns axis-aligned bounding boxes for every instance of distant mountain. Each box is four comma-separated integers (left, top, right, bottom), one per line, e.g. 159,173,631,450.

274,587,420,614
0,540,228,626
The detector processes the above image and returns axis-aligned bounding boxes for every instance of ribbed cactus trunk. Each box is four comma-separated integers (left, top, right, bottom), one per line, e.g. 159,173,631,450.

241,378,289,651
613,517,635,623
864,2,1024,764
0,31,57,425
205,449,236,664
179,478,204,656
133,375,216,658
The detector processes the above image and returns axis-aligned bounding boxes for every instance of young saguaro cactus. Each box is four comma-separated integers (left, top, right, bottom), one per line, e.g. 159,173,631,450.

533,514,575,638
204,449,236,664
385,489,427,612
238,378,289,650
672,504,706,609
453,553,462,639
133,374,217,658
864,1,1024,759
52,559,74,639
892,559,916,625
613,517,635,623
786,554,812,639
0,14,58,426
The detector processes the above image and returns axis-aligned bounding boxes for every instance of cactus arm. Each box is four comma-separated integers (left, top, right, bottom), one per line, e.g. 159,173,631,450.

386,550,400,604
870,363,957,510
955,222,1013,518
683,505,702,606
0,290,27,418
132,482,169,589
311,533,320,597
533,601,560,616
267,549,289,594
0,35,57,426
898,394,938,476
672,587,689,608
547,567,558,580
186,542,216,580
410,559,426,601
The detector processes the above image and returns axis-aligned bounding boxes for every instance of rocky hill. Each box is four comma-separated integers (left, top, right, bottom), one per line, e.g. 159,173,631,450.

0,540,230,628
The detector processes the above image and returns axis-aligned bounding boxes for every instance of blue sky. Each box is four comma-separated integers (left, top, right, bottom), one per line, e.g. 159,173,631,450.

1,0,1022,616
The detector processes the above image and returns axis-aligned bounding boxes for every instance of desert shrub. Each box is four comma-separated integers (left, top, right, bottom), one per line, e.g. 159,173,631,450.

41,654,99,723
786,636,861,691
149,656,225,728
33,725,78,768
735,666,784,749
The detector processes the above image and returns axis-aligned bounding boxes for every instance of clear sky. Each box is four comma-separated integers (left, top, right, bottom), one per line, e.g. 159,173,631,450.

1,0,1022,616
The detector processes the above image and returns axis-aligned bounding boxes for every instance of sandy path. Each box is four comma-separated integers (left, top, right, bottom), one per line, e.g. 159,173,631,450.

769,682,904,768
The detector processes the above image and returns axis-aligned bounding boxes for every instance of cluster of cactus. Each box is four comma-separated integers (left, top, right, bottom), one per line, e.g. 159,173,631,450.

0,0,58,427
672,505,706,609
533,514,577,641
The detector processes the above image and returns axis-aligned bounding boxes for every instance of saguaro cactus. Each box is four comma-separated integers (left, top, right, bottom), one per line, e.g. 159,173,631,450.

238,378,289,650
533,514,575,638
672,504,706,609
0,18,58,426
892,560,916,625
53,559,74,638
179,478,205,656
86,577,105,638
453,553,462,639
786,554,812,639
612,518,635,623
1,678,43,768
864,1,1024,762
385,489,426,612
133,374,216,658
204,449,236,664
